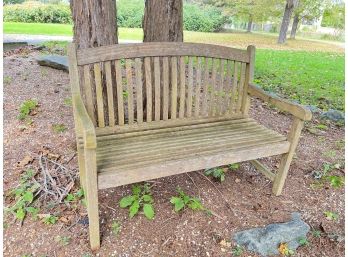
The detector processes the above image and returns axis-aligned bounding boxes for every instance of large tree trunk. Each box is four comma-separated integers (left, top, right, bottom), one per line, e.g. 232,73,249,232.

290,14,300,39
70,0,118,126
247,15,253,32
143,0,183,42
142,0,183,120
278,0,297,44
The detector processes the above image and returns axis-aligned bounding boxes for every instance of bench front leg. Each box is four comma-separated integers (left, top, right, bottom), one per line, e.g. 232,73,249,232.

272,117,304,196
84,148,100,250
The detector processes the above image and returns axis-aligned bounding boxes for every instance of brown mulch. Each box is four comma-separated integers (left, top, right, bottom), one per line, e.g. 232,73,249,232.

3,51,345,257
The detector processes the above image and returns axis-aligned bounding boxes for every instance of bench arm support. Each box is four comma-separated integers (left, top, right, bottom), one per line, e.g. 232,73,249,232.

73,94,97,149
248,83,312,121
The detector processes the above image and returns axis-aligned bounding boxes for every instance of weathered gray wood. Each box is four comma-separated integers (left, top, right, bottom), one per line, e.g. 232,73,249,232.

202,57,210,116
186,57,194,117
135,58,143,123
194,57,202,117
250,160,276,181
179,56,186,119
125,59,134,124
154,57,161,121
104,61,115,126
144,57,153,122
82,65,96,125
93,63,105,127
162,57,169,121
77,42,250,65
170,57,178,119
114,60,124,125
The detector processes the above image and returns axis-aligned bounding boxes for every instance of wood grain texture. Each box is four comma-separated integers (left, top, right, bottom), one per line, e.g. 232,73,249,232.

125,59,134,124
144,57,153,122
179,56,186,119
162,57,169,120
82,65,96,125
104,61,115,126
170,57,178,119
93,63,105,127
154,57,161,121
194,57,202,117
114,60,124,125
135,58,143,123
186,57,194,117
77,42,250,65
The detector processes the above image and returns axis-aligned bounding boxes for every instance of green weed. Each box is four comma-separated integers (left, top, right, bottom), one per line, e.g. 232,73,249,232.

231,245,244,256
55,235,71,246
42,214,58,225
119,183,155,220
17,99,38,120
111,221,121,236
324,211,339,221
205,167,226,182
52,124,67,133
64,97,72,106
170,188,206,213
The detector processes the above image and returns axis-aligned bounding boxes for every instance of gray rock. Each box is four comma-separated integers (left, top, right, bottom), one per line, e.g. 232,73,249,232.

320,109,344,122
36,55,68,71
305,105,321,114
233,212,310,256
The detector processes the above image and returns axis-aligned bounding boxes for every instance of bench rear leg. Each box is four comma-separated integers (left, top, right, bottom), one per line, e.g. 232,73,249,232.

272,118,304,196
84,148,100,250
77,144,86,190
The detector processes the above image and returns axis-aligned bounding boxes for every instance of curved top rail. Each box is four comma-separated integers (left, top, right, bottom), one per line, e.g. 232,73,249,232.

76,42,250,65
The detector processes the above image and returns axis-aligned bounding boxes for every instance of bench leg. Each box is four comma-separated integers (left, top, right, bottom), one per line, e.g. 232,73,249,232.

77,144,86,190
84,148,100,250
272,118,304,196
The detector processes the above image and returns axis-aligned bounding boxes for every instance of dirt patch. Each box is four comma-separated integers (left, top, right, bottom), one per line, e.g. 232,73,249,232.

4,51,345,257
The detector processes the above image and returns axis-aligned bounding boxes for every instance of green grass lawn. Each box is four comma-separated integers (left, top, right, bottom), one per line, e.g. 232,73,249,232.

5,22,345,111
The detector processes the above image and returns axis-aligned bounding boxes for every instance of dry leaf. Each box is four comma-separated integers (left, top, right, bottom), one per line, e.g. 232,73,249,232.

17,155,33,167
219,239,231,248
278,242,288,255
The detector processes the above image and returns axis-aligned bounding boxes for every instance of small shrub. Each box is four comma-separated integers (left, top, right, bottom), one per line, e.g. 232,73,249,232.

119,183,155,220
326,175,344,189
18,99,38,120
170,188,205,213
4,2,72,24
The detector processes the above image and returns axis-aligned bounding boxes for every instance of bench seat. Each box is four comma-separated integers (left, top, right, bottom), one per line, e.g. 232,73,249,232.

96,118,290,189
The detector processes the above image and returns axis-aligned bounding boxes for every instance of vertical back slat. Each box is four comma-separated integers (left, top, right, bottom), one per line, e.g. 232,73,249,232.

93,63,105,127
209,58,218,116
162,57,169,120
216,59,225,115
154,57,161,121
144,57,152,122
223,60,233,115
202,57,210,116
125,59,134,124
114,60,124,125
104,61,115,126
179,56,186,119
135,58,143,123
194,57,202,117
186,57,193,118
237,62,246,112
83,65,96,125
229,61,239,114
171,57,178,119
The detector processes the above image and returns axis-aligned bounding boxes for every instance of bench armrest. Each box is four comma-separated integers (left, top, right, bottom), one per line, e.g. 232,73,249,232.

73,95,97,149
248,83,312,121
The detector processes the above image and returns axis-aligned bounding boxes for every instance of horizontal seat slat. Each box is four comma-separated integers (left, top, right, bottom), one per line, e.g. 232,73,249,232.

98,140,290,189
76,42,250,65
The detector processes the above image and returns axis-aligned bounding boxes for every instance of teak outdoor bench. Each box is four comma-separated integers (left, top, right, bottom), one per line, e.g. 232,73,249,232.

67,42,312,249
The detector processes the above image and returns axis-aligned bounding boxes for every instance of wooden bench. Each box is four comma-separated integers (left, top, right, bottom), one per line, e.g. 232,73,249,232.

67,42,312,249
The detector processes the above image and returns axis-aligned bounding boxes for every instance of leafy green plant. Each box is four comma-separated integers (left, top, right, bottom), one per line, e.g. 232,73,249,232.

314,124,328,130
327,175,344,189
298,237,309,247
228,163,240,170
17,99,38,120
5,169,40,222
311,230,322,238
170,188,205,213
324,211,338,221
111,221,121,236
204,167,226,182
55,235,71,246
231,245,244,256
52,124,67,133
119,183,155,220
42,214,58,225
279,243,295,256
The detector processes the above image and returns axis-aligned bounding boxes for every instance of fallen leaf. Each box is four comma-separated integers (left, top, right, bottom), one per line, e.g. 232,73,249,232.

235,178,241,183
219,239,231,248
17,155,33,167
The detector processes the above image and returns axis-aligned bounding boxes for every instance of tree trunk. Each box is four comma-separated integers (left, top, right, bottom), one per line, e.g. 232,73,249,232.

142,0,183,120
290,14,300,39
278,0,297,44
247,16,253,32
143,0,183,42
70,0,118,126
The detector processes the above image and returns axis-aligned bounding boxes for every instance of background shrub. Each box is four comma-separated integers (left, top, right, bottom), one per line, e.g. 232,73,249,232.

4,0,226,32
4,1,72,24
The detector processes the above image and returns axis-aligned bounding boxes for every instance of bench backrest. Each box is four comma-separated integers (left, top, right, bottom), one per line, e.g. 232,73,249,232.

68,42,255,134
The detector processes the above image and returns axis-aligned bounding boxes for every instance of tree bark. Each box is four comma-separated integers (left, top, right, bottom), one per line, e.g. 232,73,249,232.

70,0,118,126
143,0,183,42
278,0,297,44
247,15,253,32
290,14,300,39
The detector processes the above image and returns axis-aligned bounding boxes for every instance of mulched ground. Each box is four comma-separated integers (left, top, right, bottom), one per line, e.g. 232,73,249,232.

3,49,345,257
